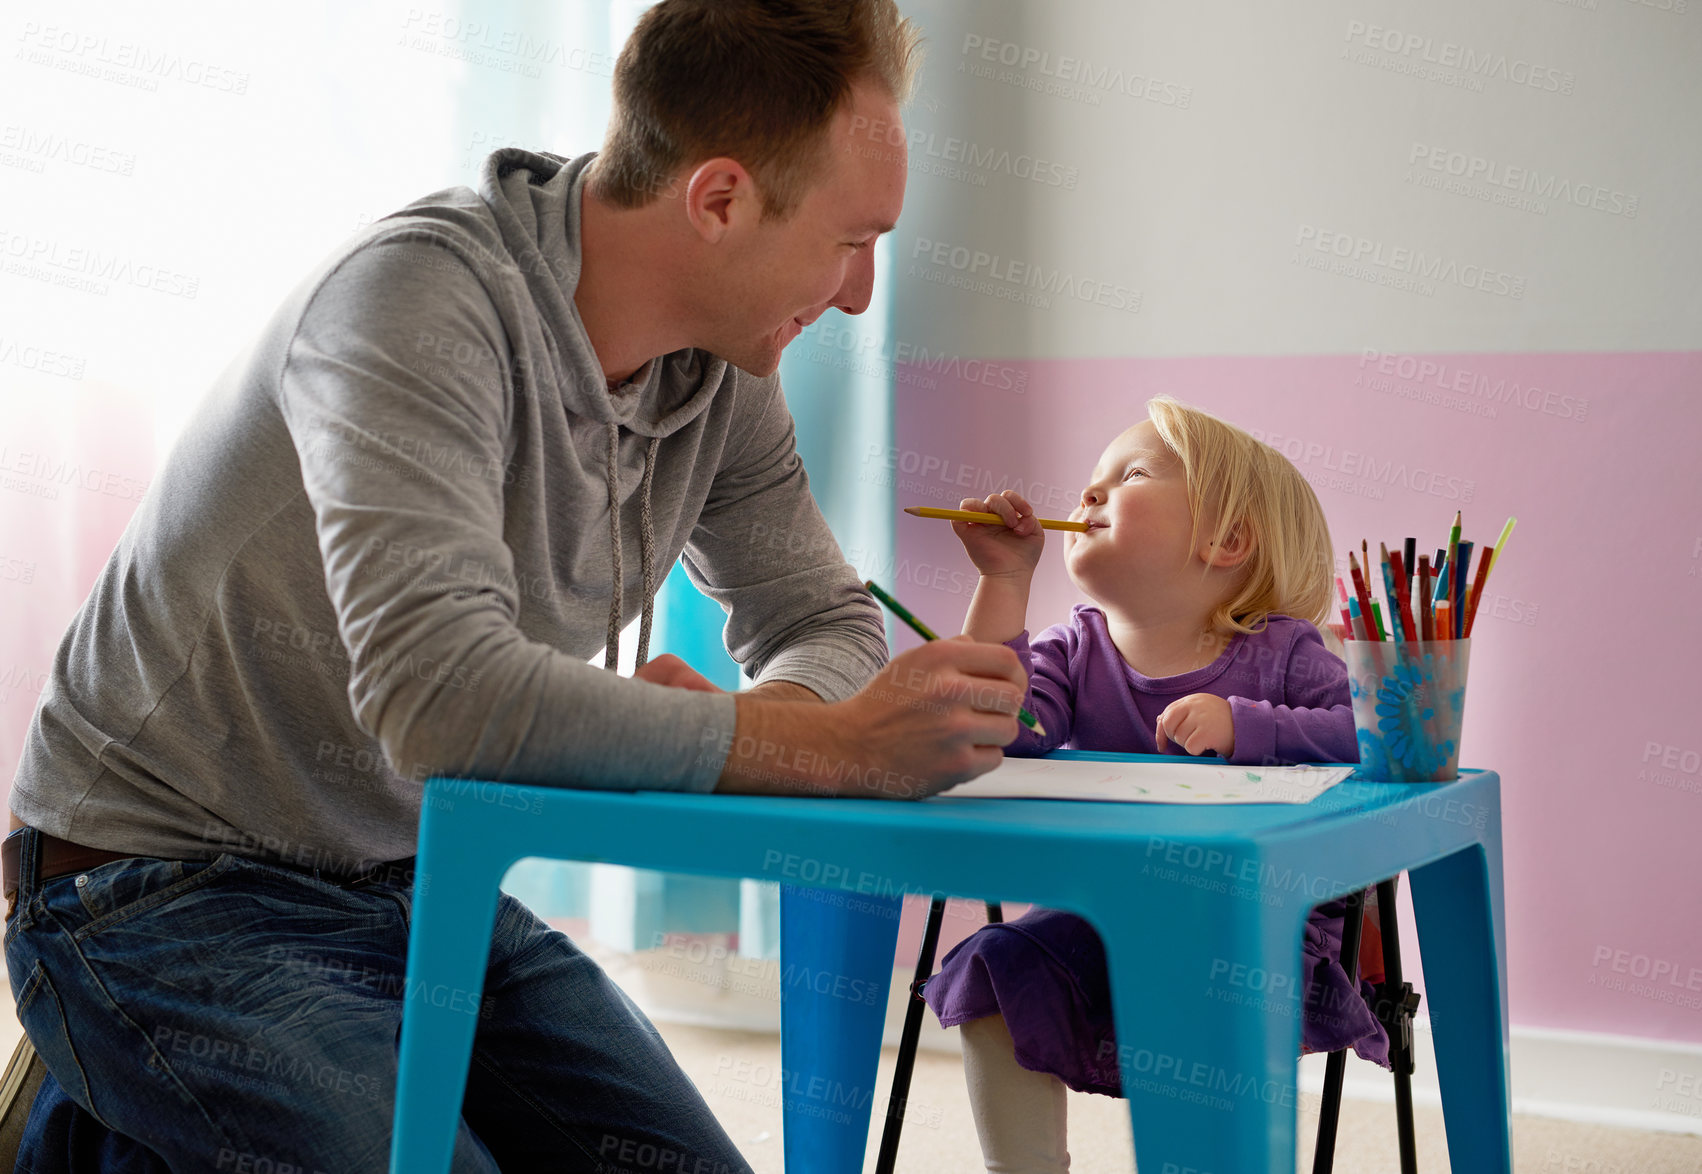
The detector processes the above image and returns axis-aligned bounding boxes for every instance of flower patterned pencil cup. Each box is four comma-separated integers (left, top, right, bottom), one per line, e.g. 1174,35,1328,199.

1344,640,1471,782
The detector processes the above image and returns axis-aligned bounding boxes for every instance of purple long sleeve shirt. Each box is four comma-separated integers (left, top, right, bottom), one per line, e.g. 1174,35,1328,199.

1004,606,1356,765
922,606,1385,1091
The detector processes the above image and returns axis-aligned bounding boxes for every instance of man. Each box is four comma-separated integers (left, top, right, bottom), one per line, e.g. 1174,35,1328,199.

3,1,1027,1169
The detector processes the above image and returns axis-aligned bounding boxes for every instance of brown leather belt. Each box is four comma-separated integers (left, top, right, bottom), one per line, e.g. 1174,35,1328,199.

2,827,136,921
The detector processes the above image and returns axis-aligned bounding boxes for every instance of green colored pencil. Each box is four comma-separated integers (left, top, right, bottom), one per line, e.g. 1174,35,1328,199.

1488,516,1516,576
1446,511,1463,640
864,580,1047,738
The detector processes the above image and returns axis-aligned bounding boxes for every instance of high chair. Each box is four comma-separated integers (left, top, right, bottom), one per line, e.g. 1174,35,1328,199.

875,880,1423,1173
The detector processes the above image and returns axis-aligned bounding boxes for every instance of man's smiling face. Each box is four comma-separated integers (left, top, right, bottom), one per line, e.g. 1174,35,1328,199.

705,80,907,377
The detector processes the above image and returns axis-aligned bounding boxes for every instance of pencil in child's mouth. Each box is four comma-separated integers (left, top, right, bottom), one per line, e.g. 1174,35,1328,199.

902,506,1092,533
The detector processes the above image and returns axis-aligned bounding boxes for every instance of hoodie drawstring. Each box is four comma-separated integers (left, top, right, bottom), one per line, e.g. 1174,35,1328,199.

603,423,661,672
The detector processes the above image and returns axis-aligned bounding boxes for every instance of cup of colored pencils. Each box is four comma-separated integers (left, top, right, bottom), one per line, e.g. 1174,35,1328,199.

1336,515,1514,782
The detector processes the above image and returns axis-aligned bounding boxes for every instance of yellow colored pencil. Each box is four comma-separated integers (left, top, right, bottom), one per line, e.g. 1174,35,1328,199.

903,506,1089,533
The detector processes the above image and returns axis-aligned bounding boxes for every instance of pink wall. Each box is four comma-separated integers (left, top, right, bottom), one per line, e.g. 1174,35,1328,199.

0,390,155,782
892,351,1702,1043
9,356,1699,1048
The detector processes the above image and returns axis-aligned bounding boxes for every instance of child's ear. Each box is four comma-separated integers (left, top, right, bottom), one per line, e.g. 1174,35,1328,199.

1204,522,1254,570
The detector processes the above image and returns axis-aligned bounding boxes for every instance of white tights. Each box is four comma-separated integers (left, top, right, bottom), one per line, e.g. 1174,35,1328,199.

959,1015,1071,1173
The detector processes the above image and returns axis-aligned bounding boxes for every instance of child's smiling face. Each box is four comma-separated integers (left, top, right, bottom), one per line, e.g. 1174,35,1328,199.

1064,420,1210,598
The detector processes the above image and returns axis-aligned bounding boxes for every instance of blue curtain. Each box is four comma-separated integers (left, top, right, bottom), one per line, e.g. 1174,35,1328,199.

503,246,899,957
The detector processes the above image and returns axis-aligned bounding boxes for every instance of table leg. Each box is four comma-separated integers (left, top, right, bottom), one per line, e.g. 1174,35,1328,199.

390,834,508,1174
1088,889,1311,1174
1409,840,1513,1174
779,885,902,1174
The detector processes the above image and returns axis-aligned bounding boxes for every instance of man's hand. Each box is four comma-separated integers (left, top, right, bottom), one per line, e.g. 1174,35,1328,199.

715,637,1028,799
1155,693,1235,757
633,653,723,693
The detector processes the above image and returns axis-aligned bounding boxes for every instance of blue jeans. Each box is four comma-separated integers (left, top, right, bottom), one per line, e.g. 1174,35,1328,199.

5,832,752,1173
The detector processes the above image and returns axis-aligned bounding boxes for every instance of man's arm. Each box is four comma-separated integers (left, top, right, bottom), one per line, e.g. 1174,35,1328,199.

745,681,822,702
677,371,889,705
282,236,736,791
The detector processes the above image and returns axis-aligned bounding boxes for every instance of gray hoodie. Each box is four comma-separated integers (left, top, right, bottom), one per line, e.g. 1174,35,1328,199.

11,150,888,870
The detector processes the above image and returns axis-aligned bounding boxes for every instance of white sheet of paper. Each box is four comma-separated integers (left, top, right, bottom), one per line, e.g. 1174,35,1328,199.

935,757,1356,805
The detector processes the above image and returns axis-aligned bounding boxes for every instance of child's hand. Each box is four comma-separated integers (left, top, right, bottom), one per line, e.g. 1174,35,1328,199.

1155,694,1235,757
952,491,1044,579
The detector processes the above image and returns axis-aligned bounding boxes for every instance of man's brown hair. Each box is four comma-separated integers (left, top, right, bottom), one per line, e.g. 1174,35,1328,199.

590,0,922,219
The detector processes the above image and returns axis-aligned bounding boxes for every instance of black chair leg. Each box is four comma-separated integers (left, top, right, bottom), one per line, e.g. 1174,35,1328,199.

1311,887,1365,1174
1373,878,1421,1174
874,896,947,1174
875,899,1004,1174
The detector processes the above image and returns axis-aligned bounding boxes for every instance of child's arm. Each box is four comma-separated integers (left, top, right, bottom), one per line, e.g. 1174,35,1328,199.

950,492,1070,752
1224,624,1357,766
953,491,1044,644
964,575,1031,645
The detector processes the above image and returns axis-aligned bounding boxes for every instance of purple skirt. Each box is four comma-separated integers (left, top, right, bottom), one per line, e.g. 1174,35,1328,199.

923,902,1390,1097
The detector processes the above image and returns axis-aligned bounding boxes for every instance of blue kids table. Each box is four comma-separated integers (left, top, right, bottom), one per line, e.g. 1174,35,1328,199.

391,754,1510,1173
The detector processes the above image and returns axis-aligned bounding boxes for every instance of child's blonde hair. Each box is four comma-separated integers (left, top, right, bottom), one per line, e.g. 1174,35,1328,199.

1145,395,1335,635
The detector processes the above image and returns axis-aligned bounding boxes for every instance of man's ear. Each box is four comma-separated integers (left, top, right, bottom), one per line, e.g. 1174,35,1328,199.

1205,522,1254,570
684,158,759,244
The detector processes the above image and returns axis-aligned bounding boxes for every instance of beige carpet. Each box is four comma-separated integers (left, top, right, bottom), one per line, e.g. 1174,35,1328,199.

662,1022,1702,1174
1,984,1698,1170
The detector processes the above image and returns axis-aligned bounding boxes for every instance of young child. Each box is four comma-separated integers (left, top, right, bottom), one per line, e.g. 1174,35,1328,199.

922,396,1386,1173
